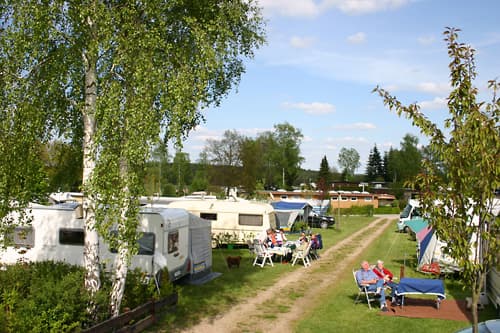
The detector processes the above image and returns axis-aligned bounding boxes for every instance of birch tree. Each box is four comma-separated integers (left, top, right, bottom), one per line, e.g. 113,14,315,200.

0,0,265,319
374,28,499,332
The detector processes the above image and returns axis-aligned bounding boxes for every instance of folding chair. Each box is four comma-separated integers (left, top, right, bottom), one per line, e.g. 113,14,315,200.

252,241,274,268
309,234,323,260
353,269,377,309
291,242,312,267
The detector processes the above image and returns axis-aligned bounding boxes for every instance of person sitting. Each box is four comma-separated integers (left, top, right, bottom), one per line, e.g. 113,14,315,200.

265,229,278,248
309,233,320,259
275,228,286,247
373,259,400,306
310,234,319,248
355,260,388,312
298,231,308,244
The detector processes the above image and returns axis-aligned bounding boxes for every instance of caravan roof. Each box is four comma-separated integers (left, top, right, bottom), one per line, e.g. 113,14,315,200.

167,199,274,214
140,207,190,229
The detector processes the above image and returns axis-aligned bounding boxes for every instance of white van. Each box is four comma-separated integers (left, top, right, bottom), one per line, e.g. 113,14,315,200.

398,199,422,232
0,202,213,283
165,199,276,247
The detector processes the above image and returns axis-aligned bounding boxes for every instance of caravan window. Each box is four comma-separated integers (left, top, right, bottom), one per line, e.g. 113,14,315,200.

238,214,263,226
59,228,85,245
108,231,155,255
168,231,179,253
137,233,155,255
10,227,35,248
200,212,217,221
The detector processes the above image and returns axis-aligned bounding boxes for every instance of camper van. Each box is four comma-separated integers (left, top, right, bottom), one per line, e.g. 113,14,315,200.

165,199,276,247
398,199,422,232
0,202,214,283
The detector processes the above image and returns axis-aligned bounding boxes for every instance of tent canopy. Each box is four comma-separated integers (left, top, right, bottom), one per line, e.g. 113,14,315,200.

271,201,312,211
270,201,313,230
405,218,428,234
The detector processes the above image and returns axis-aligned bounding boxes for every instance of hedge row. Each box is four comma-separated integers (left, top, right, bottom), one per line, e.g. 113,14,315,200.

0,262,174,333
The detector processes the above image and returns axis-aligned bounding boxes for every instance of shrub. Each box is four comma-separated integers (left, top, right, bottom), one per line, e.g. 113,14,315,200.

0,262,176,332
373,206,400,214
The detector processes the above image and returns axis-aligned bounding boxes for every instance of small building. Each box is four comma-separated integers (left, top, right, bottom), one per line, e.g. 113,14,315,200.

261,190,395,210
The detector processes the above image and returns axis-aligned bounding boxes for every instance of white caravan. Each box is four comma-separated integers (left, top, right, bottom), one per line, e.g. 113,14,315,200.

164,199,277,247
0,202,213,283
398,199,422,232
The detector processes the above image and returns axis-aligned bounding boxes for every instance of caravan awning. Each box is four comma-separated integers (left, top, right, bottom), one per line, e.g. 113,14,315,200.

271,201,312,211
416,225,432,242
405,218,428,234
270,201,313,230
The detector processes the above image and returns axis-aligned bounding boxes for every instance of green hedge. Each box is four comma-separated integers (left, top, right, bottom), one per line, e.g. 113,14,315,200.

373,206,400,214
334,205,400,216
0,262,175,332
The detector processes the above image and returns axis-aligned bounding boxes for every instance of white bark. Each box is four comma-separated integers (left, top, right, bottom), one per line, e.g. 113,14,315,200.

82,46,101,298
110,242,129,317
110,162,132,317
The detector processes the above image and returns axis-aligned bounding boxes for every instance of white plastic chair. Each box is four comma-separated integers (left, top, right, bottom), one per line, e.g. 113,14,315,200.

252,241,274,268
291,242,312,267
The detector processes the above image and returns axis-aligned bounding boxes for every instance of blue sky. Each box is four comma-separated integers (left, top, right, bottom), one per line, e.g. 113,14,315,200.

180,0,500,171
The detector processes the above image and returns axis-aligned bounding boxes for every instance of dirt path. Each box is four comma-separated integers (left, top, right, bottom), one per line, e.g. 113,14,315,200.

181,215,397,333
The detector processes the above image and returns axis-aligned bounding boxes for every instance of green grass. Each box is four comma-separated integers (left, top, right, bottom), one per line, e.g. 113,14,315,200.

156,216,374,330
155,216,498,332
293,222,497,333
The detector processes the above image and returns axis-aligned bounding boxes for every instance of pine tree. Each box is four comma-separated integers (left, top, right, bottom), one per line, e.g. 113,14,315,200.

317,156,332,193
365,144,382,181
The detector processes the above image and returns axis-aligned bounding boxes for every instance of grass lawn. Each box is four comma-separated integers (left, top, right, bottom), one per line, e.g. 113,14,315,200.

156,216,498,332
293,220,498,333
157,216,375,330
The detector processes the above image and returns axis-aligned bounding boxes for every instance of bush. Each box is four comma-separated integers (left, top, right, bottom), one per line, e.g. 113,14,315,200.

0,262,176,332
373,206,400,214
0,262,87,333
292,220,307,232
342,205,374,216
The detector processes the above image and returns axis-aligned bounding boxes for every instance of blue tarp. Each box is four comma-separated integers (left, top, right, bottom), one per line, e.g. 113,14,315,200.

396,277,445,299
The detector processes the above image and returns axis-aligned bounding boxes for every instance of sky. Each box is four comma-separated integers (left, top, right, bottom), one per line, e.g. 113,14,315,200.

180,0,500,171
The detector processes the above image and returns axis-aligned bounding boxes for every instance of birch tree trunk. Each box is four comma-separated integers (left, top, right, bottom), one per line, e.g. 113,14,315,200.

110,233,130,317
110,161,132,317
82,41,101,314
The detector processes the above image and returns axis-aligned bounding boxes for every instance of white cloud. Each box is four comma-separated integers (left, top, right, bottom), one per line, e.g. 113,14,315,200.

336,136,369,143
416,82,450,95
417,35,436,46
347,32,367,44
290,36,316,49
258,0,320,18
334,122,376,130
419,97,447,110
186,126,221,142
258,0,411,18
321,0,410,15
282,101,336,115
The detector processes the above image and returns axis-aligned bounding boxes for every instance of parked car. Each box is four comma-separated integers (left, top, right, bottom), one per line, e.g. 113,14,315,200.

307,214,335,229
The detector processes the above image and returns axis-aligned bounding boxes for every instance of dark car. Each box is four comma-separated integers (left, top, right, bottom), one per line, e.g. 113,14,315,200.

307,214,335,229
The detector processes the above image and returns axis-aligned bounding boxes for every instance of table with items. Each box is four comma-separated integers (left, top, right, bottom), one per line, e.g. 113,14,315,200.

267,241,298,262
